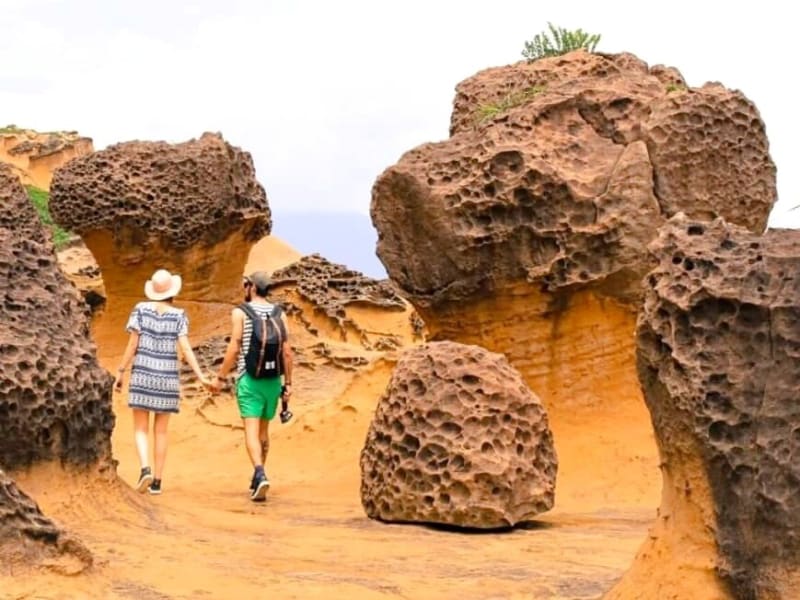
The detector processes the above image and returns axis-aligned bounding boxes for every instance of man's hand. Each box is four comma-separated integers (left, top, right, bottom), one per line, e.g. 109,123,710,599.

282,383,293,398
209,375,223,393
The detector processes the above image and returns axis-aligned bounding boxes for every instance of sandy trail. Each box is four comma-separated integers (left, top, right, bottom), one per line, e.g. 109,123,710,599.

1,237,661,600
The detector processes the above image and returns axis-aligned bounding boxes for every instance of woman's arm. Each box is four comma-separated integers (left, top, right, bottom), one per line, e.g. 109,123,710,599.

114,331,140,391
178,336,210,387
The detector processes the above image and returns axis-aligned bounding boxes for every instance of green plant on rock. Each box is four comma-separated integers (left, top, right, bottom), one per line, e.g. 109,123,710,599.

666,83,687,94
522,23,601,62
476,85,546,124
26,186,72,249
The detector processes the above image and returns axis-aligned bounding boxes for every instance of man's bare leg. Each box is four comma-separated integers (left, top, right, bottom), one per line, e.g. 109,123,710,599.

259,418,270,465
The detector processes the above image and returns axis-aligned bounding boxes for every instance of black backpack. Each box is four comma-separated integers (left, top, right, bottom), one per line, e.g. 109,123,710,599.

238,303,287,379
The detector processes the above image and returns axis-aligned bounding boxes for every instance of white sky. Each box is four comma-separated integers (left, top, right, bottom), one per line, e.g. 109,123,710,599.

1,0,797,228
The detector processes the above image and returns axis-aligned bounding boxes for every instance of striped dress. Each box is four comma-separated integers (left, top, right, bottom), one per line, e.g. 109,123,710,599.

125,302,188,413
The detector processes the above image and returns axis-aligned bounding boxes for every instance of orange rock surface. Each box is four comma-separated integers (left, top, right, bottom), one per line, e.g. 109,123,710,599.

0,126,93,190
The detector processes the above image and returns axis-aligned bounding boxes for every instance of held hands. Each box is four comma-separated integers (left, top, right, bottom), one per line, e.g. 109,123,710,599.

198,374,213,390
207,375,223,394
113,368,125,392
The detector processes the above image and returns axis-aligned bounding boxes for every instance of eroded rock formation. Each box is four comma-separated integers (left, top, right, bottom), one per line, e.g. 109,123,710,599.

269,253,409,350
0,163,114,469
607,216,800,600
0,468,91,573
49,132,270,305
360,341,556,528
371,49,776,419
0,163,111,569
0,126,93,190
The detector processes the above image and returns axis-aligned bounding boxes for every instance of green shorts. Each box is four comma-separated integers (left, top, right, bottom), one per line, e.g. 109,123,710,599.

236,373,282,420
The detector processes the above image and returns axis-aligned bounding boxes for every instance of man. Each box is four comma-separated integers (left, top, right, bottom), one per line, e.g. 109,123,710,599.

212,271,293,501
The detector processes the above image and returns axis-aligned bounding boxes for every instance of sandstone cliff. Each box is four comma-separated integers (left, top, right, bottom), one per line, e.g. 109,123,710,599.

0,126,93,190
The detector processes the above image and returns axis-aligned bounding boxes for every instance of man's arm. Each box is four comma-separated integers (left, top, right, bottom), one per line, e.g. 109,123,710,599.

213,308,244,390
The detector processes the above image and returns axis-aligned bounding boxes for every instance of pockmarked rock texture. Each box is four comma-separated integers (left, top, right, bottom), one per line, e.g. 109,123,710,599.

0,163,114,469
608,216,800,600
269,254,409,349
371,49,776,415
360,341,557,528
49,132,271,304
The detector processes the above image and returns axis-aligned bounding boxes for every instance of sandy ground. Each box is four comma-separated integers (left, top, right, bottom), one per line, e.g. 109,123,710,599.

1,237,661,600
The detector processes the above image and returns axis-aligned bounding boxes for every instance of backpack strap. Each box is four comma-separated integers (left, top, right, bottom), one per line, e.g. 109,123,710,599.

270,304,287,338
238,302,259,322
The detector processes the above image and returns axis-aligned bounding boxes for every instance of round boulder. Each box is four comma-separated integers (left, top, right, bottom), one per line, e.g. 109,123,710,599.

360,341,557,528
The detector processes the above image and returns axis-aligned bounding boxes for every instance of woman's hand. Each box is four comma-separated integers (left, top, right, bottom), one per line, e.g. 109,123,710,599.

199,374,213,390
114,371,124,392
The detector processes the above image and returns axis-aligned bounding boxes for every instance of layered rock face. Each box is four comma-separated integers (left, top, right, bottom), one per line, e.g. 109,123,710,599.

0,164,114,469
49,132,271,305
608,217,800,600
371,50,776,417
0,126,93,190
269,253,409,349
361,341,556,528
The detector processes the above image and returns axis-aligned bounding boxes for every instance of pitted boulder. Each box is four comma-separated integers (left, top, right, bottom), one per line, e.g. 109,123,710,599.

0,163,114,468
49,132,271,303
360,341,556,529
611,216,800,600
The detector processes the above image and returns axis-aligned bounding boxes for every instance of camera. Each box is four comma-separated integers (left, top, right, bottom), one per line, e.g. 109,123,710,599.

279,390,293,424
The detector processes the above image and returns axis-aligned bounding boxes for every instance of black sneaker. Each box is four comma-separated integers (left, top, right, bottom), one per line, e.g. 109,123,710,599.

136,467,153,493
149,479,162,495
250,472,270,502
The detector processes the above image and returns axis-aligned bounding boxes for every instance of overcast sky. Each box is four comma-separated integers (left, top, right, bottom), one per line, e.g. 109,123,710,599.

1,0,797,229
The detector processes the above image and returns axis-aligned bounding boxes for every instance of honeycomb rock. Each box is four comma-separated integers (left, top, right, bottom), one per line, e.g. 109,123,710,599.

360,341,557,528
374,50,775,312
643,83,775,232
370,49,776,437
616,216,800,599
49,132,271,304
0,467,91,572
270,254,407,348
0,163,114,468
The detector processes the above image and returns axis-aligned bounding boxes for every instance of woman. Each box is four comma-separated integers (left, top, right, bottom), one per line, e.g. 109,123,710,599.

114,269,210,495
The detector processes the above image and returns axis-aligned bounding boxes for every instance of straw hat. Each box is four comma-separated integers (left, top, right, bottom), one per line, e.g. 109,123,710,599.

144,269,182,301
